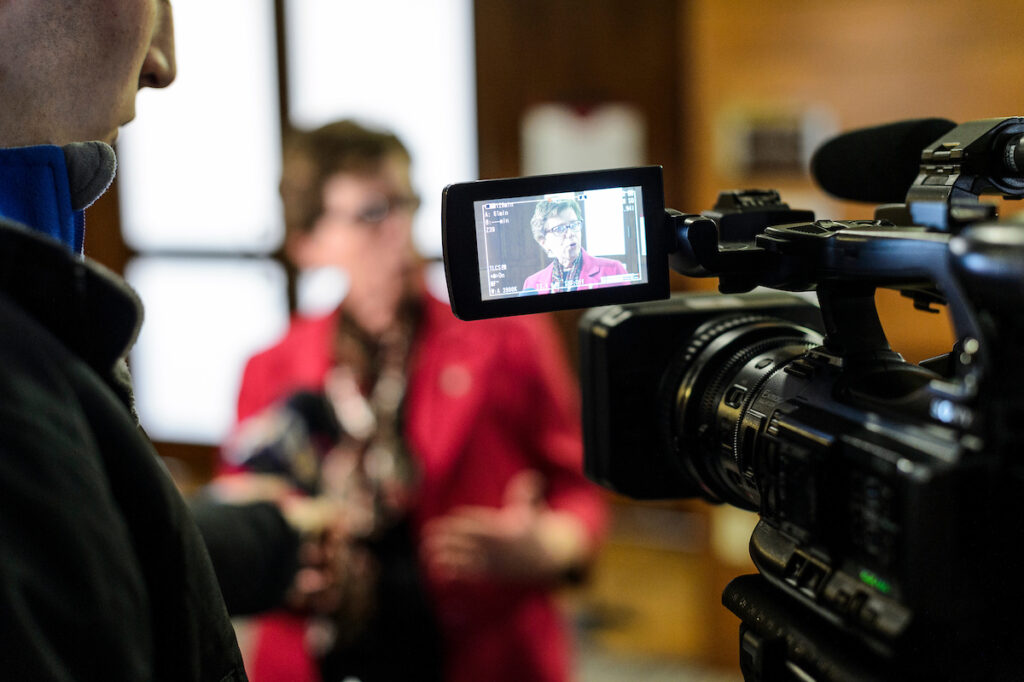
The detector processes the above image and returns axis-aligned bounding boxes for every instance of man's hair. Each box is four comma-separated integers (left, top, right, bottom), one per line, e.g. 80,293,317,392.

280,119,412,236
529,197,582,244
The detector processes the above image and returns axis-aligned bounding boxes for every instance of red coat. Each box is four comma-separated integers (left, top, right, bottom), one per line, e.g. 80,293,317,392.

234,293,607,682
522,248,628,294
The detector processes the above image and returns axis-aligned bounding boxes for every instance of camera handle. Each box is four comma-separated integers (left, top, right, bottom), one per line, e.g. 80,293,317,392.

814,283,892,360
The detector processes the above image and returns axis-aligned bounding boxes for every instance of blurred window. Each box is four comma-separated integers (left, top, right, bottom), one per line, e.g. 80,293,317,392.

118,0,477,444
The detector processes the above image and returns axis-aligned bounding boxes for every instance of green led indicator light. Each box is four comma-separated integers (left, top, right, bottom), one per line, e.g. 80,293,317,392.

859,569,892,594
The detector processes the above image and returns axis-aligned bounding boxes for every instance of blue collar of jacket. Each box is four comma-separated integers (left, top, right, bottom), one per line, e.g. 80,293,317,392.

0,142,116,254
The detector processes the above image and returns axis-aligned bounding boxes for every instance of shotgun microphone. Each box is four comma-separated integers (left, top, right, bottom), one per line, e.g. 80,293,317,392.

810,118,957,203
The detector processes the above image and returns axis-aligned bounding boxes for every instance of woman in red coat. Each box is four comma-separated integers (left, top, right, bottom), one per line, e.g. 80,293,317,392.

224,120,606,682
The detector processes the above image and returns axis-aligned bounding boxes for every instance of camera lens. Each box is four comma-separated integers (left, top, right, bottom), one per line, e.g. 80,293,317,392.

662,315,823,509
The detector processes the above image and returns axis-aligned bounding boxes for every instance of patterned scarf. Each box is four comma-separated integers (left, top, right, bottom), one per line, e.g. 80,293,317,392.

550,251,583,292
323,297,422,535
221,296,424,651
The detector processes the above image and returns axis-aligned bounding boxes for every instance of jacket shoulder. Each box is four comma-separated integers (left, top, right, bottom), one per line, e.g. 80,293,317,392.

522,263,553,291
248,312,335,366
237,311,336,421
584,250,627,272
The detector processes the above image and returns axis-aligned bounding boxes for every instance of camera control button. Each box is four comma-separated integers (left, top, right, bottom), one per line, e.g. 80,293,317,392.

725,385,747,408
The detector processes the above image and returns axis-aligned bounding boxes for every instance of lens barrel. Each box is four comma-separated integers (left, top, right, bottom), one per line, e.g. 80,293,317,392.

665,315,823,508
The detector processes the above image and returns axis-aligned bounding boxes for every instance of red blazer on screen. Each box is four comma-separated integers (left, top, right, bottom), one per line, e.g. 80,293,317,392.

522,248,627,294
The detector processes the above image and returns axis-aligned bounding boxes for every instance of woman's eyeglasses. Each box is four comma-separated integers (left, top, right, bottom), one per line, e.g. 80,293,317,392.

322,194,421,227
354,195,421,225
545,220,583,237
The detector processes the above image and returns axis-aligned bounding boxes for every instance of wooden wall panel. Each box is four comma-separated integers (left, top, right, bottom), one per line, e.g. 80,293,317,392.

681,0,1024,362
474,0,687,364
474,0,684,196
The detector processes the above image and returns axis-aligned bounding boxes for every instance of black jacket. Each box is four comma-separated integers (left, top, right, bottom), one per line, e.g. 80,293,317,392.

0,223,248,681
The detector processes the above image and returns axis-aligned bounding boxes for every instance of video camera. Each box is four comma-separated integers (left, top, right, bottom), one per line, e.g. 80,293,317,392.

441,117,1024,680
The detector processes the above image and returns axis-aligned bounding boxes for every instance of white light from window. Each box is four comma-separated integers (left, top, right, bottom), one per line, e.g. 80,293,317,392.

285,0,478,257
127,257,290,444
583,189,628,256
117,0,283,253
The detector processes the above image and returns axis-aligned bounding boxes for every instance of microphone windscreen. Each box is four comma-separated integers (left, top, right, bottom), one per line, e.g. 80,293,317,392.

222,390,340,493
811,118,957,203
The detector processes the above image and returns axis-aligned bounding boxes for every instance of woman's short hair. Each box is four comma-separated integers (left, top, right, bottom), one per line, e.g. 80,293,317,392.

529,197,582,244
280,119,411,237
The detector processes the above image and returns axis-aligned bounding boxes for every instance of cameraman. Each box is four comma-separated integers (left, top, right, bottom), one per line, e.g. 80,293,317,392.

0,2,252,679
0,3,340,678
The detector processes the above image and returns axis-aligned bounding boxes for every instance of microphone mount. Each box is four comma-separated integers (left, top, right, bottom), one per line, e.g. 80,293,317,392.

906,117,1024,204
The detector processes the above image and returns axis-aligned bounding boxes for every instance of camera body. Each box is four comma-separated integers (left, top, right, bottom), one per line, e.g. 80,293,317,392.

580,286,1011,676
442,117,1024,678
578,196,1019,675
